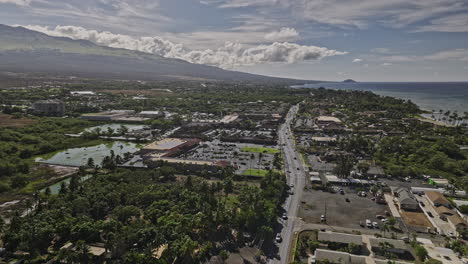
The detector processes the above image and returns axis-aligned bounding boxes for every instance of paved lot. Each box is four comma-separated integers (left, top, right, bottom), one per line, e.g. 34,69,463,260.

299,187,390,230
184,140,277,174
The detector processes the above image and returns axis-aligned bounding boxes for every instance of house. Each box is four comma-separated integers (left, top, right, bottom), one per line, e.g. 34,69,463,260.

425,191,451,208
447,214,466,232
318,231,363,246
434,206,455,218
314,249,366,264
393,188,419,211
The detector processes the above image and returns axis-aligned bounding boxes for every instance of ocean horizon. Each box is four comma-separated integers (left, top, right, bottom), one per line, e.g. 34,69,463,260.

296,82,468,113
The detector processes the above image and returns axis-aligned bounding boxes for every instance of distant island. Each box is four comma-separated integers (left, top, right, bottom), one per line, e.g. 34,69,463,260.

343,79,357,83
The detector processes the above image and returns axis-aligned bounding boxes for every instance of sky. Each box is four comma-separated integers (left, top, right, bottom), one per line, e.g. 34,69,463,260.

1,0,468,81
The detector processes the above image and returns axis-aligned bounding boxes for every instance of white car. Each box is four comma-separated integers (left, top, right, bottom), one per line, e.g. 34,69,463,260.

320,215,326,222
373,222,379,229
275,234,282,242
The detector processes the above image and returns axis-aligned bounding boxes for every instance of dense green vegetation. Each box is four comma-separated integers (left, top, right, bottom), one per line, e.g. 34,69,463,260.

0,118,95,194
1,169,286,263
375,136,468,191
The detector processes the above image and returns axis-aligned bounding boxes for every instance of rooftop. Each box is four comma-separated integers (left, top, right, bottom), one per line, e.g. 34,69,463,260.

426,191,450,205
143,138,188,151
318,231,363,245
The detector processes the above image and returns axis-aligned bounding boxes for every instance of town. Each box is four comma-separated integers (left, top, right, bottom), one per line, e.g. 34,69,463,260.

0,79,467,264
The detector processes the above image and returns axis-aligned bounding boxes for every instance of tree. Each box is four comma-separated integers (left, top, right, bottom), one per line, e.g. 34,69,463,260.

75,240,91,264
414,244,428,262
357,162,370,176
87,157,95,168
224,178,234,195
334,154,354,179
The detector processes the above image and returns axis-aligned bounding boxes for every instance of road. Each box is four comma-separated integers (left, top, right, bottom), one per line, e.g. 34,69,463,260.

268,103,307,264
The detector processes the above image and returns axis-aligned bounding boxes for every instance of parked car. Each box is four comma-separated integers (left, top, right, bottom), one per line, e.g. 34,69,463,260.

419,201,425,207
282,213,288,220
359,221,365,227
373,222,379,229
321,215,326,222
427,212,434,218
401,237,410,242
376,215,385,219
345,198,350,203
366,219,372,228
275,234,282,242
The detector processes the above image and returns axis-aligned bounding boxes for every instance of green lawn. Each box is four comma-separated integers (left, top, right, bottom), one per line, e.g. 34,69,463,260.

241,146,279,154
242,169,270,177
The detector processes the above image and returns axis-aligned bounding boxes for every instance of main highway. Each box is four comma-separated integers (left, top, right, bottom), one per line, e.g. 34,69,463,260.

269,103,307,264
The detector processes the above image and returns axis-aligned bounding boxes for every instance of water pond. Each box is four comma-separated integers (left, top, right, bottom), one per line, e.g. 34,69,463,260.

36,141,140,167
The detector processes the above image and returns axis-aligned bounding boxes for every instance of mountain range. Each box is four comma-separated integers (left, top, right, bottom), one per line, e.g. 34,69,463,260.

0,24,311,84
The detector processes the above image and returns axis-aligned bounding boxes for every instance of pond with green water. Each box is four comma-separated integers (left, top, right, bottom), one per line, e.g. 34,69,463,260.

36,141,140,167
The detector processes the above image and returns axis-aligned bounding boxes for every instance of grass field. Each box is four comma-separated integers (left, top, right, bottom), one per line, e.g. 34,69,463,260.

0,113,36,127
241,146,279,154
242,169,270,177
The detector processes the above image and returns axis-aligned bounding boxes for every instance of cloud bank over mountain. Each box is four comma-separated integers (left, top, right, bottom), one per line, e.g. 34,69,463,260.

22,25,346,69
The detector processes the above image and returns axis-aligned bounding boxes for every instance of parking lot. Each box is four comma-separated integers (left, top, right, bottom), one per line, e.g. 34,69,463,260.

183,140,277,174
299,186,390,230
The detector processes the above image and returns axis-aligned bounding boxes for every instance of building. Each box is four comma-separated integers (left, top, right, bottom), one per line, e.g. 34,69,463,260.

31,100,65,116
315,116,342,125
428,178,449,187
447,214,466,232
81,111,128,121
318,231,363,246
139,111,164,118
315,249,366,264
394,188,419,211
70,91,96,96
140,138,200,155
369,237,412,260
425,191,451,208
146,157,229,173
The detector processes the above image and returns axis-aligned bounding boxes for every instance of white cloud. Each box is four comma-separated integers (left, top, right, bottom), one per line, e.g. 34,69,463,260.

381,62,393,66
0,0,30,6
21,25,347,68
352,58,363,63
264,27,299,41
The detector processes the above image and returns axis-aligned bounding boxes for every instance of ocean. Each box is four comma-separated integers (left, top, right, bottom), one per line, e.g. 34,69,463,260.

295,82,468,113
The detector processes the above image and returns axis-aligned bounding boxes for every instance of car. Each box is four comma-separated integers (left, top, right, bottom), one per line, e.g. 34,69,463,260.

339,189,344,195
373,222,379,229
275,234,282,242
294,157,297,160
320,215,326,222
366,219,372,228
297,168,300,170
401,237,410,242
345,198,350,203
359,221,365,227
447,231,456,238
289,183,294,188
282,213,288,220
381,218,387,223
419,201,425,207
287,171,291,173
427,212,434,218
376,215,385,219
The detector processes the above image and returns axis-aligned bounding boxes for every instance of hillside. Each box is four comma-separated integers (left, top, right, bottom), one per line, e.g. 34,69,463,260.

0,24,310,83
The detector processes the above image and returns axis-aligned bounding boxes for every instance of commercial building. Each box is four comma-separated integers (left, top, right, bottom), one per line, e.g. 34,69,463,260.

140,138,200,155
139,111,164,118
81,111,128,121
315,116,342,125
31,100,65,116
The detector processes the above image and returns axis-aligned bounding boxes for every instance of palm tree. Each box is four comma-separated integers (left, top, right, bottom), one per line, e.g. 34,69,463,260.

75,240,90,264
